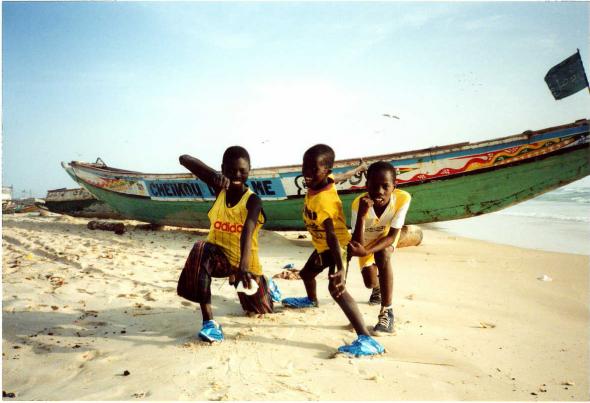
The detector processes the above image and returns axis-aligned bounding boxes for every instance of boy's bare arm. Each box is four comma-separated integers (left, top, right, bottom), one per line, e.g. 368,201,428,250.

366,227,400,254
236,194,263,289
348,195,372,256
324,218,346,298
179,154,229,193
333,159,368,184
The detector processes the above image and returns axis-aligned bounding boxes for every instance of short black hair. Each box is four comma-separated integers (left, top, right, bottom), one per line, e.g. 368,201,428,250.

222,146,250,166
303,144,335,168
367,161,396,182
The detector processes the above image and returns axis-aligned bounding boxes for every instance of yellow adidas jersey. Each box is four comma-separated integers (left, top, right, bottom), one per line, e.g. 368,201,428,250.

207,188,264,275
350,189,411,247
303,179,351,253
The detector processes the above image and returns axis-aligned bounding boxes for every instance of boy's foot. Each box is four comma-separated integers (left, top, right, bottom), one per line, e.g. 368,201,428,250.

267,277,282,302
337,335,384,357
373,308,395,335
368,287,381,305
198,320,224,343
281,296,318,309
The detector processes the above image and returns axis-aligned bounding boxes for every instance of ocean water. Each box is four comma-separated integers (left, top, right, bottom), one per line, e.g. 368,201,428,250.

429,186,590,255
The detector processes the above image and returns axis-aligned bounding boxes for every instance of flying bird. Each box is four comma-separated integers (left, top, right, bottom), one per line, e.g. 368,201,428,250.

382,113,400,119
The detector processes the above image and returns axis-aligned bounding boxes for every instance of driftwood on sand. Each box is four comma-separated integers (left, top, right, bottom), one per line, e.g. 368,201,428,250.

87,220,126,235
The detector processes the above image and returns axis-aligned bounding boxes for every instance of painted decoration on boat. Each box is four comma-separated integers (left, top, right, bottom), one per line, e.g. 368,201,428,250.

67,120,589,203
74,168,149,197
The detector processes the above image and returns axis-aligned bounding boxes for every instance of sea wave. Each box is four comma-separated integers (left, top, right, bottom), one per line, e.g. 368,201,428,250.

537,187,590,204
498,210,590,223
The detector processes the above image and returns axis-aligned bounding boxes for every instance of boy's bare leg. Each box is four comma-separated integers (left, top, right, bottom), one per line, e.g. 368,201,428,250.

330,285,370,336
329,264,368,336
375,247,394,307
300,269,320,304
200,303,213,322
361,265,379,289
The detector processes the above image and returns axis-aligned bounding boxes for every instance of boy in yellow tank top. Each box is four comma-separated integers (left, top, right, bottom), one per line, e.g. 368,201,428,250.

282,144,384,357
348,161,411,336
177,146,277,343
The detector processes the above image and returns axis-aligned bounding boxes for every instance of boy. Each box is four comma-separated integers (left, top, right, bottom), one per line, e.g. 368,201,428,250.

348,161,411,335
282,144,384,356
177,146,275,343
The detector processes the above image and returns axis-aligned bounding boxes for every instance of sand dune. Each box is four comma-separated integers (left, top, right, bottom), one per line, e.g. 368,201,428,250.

2,213,588,400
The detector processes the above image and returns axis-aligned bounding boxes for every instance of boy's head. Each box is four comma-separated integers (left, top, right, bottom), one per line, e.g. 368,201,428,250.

302,144,335,189
222,146,251,188
366,161,396,208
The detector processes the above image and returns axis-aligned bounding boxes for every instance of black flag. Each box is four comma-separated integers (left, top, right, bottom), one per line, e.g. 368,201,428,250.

544,50,589,100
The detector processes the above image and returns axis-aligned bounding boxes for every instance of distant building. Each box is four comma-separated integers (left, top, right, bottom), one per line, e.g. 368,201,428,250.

2,186,13,201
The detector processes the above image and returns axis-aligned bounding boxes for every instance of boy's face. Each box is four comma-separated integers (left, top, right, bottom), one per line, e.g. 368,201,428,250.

367,169,395,208
302,154,330,189
222,157,250,189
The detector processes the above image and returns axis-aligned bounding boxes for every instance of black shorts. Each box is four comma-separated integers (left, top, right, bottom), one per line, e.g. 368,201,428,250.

300,248,350,277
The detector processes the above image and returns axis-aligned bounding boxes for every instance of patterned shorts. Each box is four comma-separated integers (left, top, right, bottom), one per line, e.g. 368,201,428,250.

177,240,273,314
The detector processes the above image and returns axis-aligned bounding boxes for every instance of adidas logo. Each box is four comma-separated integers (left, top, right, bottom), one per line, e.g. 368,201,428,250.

213,221,243,233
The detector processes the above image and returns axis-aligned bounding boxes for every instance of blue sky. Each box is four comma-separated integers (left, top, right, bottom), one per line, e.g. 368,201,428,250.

2,1,589,197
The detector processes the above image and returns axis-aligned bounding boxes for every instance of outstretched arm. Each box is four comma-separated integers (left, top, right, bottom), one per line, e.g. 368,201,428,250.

179,154,229,194
333,159,368,184
236,194,263,289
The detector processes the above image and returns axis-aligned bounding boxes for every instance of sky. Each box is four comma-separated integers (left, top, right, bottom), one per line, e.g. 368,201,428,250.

2,1,590,198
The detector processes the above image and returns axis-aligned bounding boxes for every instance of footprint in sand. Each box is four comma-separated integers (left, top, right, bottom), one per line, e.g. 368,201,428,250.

78,349,102,367
143,292,156,302
131,392,150,399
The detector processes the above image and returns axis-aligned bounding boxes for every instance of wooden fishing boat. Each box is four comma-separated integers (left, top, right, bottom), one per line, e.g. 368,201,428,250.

37,187,124,219
62,119,590,230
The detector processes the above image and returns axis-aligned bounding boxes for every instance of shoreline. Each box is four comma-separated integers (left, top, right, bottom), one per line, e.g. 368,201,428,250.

2,213,589,400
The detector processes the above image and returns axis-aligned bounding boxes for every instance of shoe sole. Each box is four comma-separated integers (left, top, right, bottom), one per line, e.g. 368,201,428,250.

337,350,385,357
370,328,396,337
198,332,223,343
281,302,318,309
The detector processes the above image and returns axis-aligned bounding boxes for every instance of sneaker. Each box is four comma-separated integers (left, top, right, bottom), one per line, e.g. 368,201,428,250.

338,335,384,357
281,296,318,309
368,287,381,305
198,320,224,343
373,308,394,335
267,277,282,302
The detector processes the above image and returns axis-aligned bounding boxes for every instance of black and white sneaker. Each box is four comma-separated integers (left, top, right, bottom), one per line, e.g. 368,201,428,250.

368,287,381,305
373,308,394,335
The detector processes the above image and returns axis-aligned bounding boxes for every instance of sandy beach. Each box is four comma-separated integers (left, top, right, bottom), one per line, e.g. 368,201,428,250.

2,212,588,401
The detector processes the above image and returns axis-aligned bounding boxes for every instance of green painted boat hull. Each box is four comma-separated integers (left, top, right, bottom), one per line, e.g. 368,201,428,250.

79,146,590,229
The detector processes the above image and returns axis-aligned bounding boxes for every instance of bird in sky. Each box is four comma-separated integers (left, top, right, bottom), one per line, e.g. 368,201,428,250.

382,113,400,119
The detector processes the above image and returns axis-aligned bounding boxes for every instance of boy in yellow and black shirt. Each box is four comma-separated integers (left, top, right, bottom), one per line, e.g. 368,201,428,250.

282,144,384,357
177,146,278,343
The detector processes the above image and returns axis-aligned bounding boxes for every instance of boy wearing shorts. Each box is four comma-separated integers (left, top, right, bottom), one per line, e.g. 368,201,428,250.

348,161,411,335
282,144,384,356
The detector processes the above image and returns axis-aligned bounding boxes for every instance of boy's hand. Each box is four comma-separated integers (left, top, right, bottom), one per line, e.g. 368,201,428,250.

358,195,374,217
328,269,346,298
348,240,369,257
236,270,254,290
214,173,230,190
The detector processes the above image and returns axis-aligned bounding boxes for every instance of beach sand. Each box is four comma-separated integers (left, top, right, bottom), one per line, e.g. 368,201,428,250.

2,213,588,401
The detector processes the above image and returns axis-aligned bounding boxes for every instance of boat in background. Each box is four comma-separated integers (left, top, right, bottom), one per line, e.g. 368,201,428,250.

37,187,124,219
62,119,590,229
2,186,15,213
